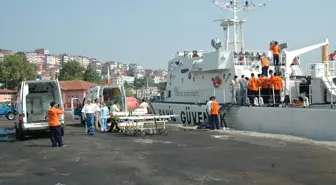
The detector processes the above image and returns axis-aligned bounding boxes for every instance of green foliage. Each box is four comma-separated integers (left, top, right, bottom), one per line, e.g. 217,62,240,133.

0,54,37,89
84,65,102,84
58,60,85,81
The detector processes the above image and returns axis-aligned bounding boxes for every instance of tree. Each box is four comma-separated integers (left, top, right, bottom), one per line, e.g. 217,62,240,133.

84,65,102,84
0,54,37,89
58,60,85,81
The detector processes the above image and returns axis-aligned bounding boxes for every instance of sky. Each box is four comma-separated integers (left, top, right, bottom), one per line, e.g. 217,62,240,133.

1,0,335,71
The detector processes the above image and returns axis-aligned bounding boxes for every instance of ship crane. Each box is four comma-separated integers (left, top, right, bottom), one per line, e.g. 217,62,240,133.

213,0,266,52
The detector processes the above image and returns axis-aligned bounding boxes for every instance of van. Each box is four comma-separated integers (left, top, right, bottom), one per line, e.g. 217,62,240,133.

71,84,126,124
15,80,64,140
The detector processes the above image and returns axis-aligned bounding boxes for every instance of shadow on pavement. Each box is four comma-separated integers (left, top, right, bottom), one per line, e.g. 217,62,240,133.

23,144,51,148
66,123,84,128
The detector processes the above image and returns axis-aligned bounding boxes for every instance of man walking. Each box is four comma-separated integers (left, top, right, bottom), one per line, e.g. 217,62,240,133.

81,99,96,135
210,96,220,130
48,101,65,147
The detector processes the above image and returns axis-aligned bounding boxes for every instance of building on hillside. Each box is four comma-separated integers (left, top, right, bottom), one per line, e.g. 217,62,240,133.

152,75,167,84
102,61,118,75
136,86,160,100
0,49,13,59
35,48,49,55
89,60,102,75
0,89,17,102
25,52,38,63
59,80,100,108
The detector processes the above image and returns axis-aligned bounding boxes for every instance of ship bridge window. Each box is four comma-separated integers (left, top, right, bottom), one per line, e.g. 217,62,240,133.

181,68,189,73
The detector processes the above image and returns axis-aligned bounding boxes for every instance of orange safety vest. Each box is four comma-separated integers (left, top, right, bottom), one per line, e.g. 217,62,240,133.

271,76,283,90
260,56,269,67
260,76,268,88
211,100,219,115
270,44,280,55
268,74,275,88
248,77,260,91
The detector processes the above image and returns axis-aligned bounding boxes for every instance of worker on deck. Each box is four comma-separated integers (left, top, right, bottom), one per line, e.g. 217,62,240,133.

270,41,281,66
231,75,240,104
192,50,199,58
248,73,260,105
238,75,248,105
259,74,269,104
271,73,283,104
260,55,269,76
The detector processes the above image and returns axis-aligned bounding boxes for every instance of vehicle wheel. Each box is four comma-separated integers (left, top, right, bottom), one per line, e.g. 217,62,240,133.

61,128,65,136
16,127,25,141
161,130,168,136
141,130,146,137
136,130,141,136
6,112,15,120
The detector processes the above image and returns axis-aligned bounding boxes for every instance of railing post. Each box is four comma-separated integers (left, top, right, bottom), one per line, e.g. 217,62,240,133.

309,84,312,107
223,87,226,103
272,86,275,105
258,87,261,106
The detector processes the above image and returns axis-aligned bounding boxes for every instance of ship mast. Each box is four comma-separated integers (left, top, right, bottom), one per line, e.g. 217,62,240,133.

213,0,265,52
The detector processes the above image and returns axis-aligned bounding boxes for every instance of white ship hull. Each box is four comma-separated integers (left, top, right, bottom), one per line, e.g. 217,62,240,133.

150,102,336,141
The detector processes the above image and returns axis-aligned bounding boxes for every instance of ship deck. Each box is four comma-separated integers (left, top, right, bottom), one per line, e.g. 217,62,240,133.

1,113,336,185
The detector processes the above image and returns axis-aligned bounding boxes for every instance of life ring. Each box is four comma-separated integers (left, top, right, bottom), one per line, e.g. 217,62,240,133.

188,72,191,79
212,76,222,88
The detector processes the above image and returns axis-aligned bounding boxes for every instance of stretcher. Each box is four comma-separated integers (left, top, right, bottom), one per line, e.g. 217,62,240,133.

111,114,178,136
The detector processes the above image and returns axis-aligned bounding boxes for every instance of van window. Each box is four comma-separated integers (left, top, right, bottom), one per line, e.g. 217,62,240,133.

102,87,122,108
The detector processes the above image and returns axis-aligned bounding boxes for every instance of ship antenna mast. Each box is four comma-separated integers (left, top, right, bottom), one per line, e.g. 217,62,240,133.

213,0,265,52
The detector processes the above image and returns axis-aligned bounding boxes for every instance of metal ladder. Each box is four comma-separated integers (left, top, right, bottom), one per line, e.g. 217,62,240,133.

219,103,237,128
322,76,336,106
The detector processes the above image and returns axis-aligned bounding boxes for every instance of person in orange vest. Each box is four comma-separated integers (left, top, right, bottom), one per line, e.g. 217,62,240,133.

271,73,283,104
260,55,269,77
48,101,65,147
210,96,220,130
259,74,269,103
248,73,260,105
270,41,281,66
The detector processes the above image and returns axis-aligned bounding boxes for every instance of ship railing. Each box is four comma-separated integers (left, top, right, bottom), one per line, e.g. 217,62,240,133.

233,50,270,66
306,62,336,77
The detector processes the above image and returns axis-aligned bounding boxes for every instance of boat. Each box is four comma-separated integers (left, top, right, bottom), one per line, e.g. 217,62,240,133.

150,0,336,141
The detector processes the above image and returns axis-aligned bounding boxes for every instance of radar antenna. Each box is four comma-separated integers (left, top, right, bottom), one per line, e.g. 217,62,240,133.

213,0,266,51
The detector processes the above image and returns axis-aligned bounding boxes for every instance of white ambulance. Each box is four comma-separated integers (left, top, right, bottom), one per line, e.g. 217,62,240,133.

70,84,127,124
14,80,64,140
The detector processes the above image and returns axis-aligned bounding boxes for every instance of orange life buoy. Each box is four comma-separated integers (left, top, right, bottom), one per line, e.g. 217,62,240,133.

212,76,222,88
217,76,222,84
188,72,191,79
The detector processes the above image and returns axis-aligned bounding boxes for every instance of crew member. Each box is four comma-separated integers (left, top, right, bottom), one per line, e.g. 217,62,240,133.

259,74,269,103
48,101,65,147
270,41,281,65
210,96,220,130
271,73,283,104
248,73,260,105
231,75,240,104
81,99,96,135
260,55,269,76
268,70,275,103
238,75,248,105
